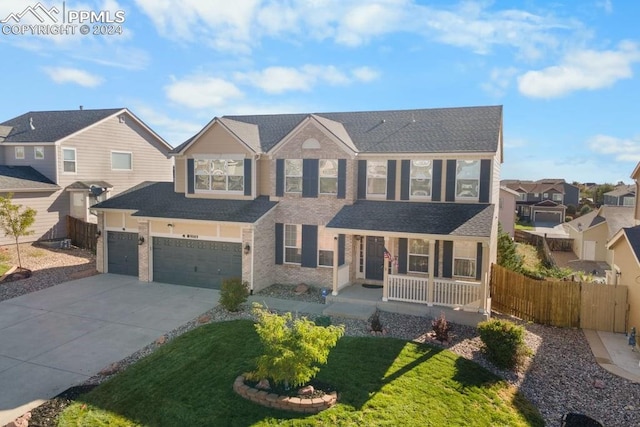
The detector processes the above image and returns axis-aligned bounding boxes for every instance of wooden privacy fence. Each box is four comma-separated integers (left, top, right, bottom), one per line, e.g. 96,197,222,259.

67,215,98,253
491,264,628,332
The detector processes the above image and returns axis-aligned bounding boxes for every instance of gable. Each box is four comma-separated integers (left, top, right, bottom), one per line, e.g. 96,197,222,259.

270,117,356,159
182,121,254,156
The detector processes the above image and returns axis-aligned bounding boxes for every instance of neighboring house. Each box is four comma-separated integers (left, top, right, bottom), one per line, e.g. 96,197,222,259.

501,178,579,225
603,184,635,207
0,108,173,245
607,226,640,331
565,205,635,264
92,105,504,321
499,186,518,237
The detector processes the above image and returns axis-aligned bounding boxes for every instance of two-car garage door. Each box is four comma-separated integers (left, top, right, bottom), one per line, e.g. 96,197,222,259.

152,237,242,289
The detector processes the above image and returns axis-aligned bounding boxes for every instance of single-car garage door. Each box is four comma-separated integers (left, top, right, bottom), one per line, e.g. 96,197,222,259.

107,231,139,276
152,237,242,289
533,211,562,225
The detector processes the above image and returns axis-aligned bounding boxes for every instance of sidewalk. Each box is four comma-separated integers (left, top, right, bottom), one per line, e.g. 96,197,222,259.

583,329,640,383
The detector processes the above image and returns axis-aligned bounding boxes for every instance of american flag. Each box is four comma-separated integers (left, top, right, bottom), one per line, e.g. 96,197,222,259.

383,247,392,260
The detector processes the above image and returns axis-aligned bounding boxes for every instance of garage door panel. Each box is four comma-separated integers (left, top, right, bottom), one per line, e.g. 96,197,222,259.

107,232,139,276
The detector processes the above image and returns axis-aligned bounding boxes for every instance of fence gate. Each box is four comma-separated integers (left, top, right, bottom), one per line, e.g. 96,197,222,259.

580,283,628,333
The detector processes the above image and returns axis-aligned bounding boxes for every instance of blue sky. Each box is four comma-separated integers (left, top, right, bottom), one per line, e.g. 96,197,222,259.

0,0,638,184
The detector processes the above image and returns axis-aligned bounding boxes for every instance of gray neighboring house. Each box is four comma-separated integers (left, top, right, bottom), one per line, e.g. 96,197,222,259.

0,108,173,246
603,184,635,207
501,178,580,225
92,105,504,322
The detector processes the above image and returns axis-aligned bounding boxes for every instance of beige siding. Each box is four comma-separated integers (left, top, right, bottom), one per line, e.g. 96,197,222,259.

258,157,271,196
611,239,640,331
183,123,252,156
220,224,241,238
105,211,124,228
492,153,501,206
175,158,185,193
581,223,608,261
4,145,57,182
0,190,67,245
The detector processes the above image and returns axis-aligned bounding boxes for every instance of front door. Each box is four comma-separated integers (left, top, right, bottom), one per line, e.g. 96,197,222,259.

366,236,385,281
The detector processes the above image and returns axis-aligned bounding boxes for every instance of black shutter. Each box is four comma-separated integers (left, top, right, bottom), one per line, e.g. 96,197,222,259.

398,237,408,274
187,159,194,194
479,159,491,203
443,240,453,278
433,241,440,277
337,159,347,199
275,223,283,265
357,160,367,199
302,159,319,198
338,234,345,265
445,160,456,202
386,160,396,200
476,242,483,280
301,224,318,268
244,158,252,196
400,159,410,200
276,159,284,197
432,160,442,202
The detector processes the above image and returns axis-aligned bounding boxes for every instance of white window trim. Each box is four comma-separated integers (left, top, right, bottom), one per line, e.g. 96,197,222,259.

366,160,387,199
409,160,432,200
111,151,133,171
15,146,24,160
552,193,563,202
284,224,302,265
34,146,44,160
453,243,477,279
455,160,480,200
318,159,338,195
194,158,244,193
317,226,334,267
285,159,303,194
62,147,77,174
407,239,429,274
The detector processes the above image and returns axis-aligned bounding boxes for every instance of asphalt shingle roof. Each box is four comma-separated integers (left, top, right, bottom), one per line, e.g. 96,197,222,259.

326,201,494,237
605,184,635,197
173,105,502,154
0,166,59,191
0,109,122,143
92,182,278,223
623,226,640,262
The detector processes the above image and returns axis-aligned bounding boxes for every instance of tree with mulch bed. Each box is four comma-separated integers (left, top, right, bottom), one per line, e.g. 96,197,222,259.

0,193,36,269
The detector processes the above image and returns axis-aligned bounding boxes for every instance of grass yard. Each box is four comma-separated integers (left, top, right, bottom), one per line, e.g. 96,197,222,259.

516,243,540,271
59,320,543,426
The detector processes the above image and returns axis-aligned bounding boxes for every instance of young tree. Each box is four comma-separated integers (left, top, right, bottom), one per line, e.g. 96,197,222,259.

497,223,523,272
0,194,36,268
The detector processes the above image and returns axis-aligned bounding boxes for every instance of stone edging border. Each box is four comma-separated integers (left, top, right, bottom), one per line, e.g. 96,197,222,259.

233,375,338,413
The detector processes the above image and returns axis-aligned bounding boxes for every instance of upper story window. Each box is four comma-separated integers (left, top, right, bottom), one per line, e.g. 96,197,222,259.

543,192,549,199
552,193,562,202
285,159,302,193
367,160,386,197
62,148,76,173
533,192,539,198
318,227,334,267
34,146,44,160
410,160,432,198
284,224,302,264
456,160,479,199
518,192,526,201
112,151,132,171
15,146,24,160
195,159,243,192
408,239,429,273
453,241,476,278
319,159,338,194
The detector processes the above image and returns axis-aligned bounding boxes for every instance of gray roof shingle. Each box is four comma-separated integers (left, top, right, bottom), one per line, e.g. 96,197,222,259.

1,109,122,143
326,201,494,237
92,182,278,223
623,226,640,262
0,166,59,191
173,105,502,154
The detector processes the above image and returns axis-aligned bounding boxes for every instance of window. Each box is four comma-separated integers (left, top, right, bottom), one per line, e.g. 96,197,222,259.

367,160,386,196
456,160,479,198
284,224,302,264
319,159,338,194
111,151,132,170
518,192,526,200
318,227,334,266
62,148,76,173
453,241,476,278
624,197,636,207
533,192,539,198
194,158,244,192
34,146,44,160
410,160,432,198
552,193,562,202
543,192,549,199
285,159,302,193
15,146,24,160
408,239,429,273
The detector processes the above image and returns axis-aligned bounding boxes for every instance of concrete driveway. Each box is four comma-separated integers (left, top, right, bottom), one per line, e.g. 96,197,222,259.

0,274,218,425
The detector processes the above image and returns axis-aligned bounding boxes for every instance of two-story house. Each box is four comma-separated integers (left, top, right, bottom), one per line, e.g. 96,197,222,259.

0,108,174,246
92,106,503,323
603,184,636,207
501,178,579,225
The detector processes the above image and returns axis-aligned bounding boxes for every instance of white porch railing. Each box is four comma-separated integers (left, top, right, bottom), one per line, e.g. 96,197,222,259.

337,263,350,290
387,274,481,308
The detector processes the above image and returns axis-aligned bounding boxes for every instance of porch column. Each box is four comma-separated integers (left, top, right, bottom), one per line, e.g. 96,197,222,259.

332,235,339,296
383,236,389,302
427,240,436,306
480,242,490,314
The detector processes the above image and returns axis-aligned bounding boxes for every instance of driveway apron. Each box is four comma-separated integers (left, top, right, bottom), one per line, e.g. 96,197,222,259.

0,274,218,425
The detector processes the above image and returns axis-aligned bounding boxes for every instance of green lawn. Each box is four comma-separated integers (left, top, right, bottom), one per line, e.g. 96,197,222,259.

59,320,543,427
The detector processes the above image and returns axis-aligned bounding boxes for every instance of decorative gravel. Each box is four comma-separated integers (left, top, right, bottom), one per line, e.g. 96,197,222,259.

16,281,640,426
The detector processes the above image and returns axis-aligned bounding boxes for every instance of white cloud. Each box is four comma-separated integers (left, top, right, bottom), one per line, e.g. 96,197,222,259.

596,0,613,14
588,134,640,162
351,66,380,82
165,75,244,109
518,41,640,98
131,103,204,146
481,67,519,97
43,66,104,87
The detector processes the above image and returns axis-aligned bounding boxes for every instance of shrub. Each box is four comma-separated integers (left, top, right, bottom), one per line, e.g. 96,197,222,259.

251,303,344,388
219,278,249,312
431,312,450,342
370,310,383,332
478,319,529,370
314,315,332,327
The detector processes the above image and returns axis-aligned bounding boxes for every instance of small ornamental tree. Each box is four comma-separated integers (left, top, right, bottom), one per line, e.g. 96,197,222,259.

497,224,523,272
0,194,36,268
251,303,344,388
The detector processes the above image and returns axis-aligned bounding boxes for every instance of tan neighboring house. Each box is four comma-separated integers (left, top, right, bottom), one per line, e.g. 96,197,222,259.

499,186,518,237
565,206,635,264
0,108,173,246
92,105,504,325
